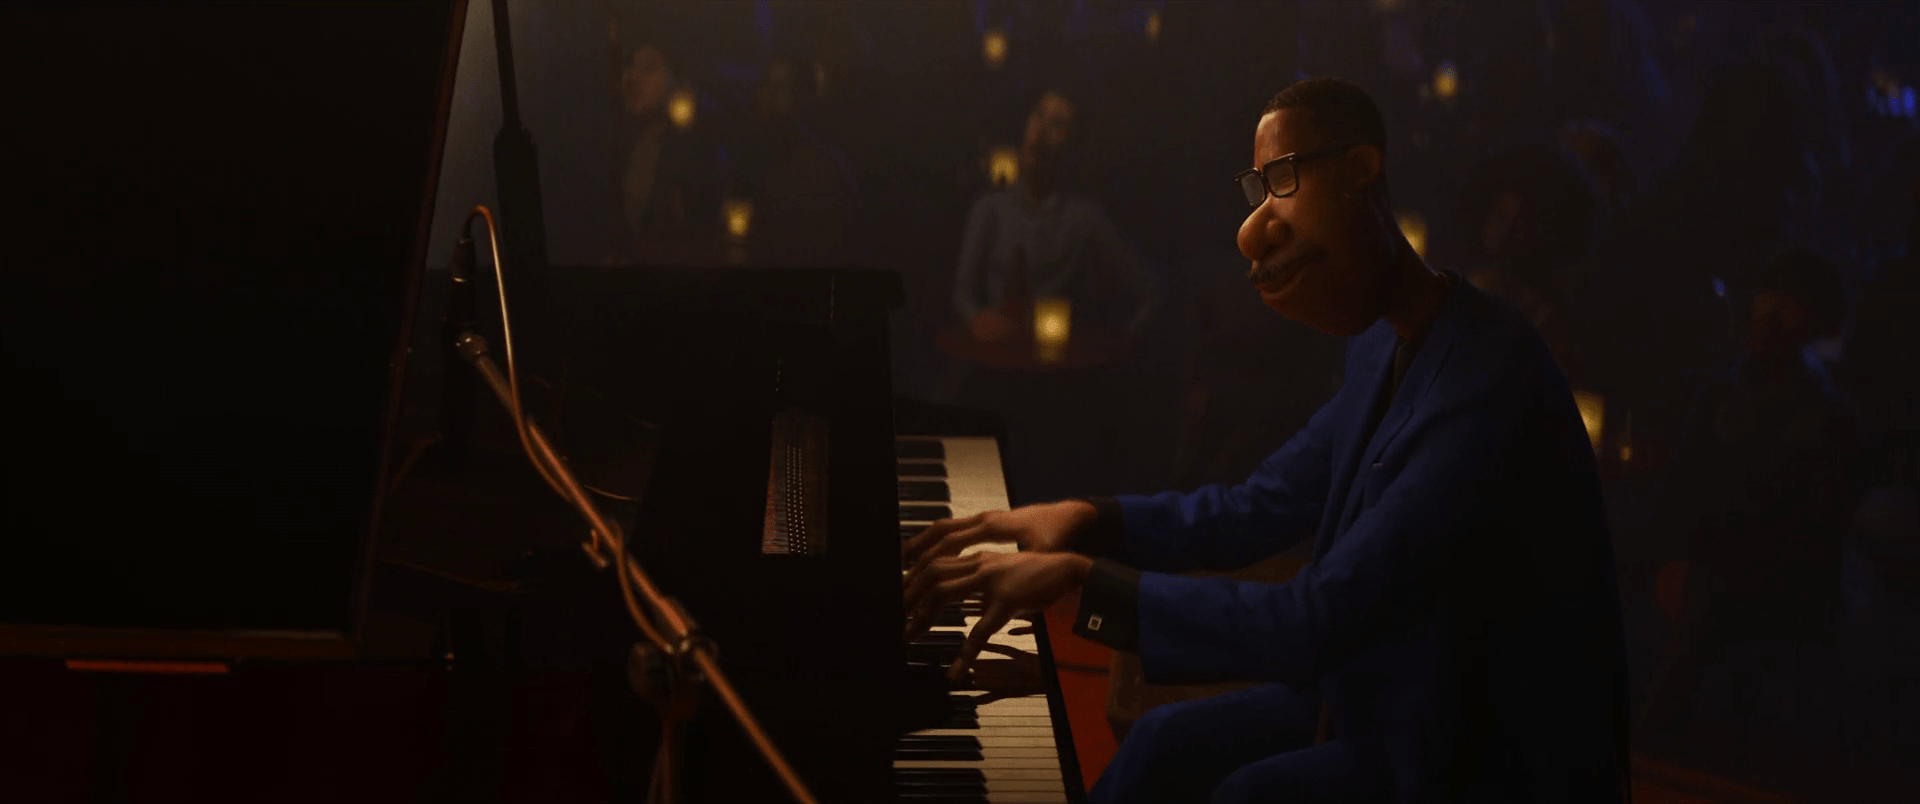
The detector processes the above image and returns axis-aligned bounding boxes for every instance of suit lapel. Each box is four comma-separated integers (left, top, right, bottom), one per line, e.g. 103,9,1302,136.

1318,280,1475,557
1314,323,1396,560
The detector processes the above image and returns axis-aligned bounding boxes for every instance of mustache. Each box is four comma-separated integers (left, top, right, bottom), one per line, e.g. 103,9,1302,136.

1248,247,1325,287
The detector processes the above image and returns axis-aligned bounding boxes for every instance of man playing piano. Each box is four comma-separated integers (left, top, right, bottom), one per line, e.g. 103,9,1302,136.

904,77,1630,804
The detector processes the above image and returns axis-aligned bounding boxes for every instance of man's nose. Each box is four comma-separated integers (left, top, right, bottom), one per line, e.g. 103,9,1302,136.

1238,203,1290,261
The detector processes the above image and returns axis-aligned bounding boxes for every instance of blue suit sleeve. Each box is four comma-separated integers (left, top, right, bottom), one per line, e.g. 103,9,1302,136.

1102,393,1343,574
1131,359,1537,687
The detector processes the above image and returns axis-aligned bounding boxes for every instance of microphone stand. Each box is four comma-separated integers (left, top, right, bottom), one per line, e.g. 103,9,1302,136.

446,206,817,804
452,330,815,804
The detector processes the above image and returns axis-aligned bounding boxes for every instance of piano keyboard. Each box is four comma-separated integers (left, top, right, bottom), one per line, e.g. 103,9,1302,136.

897,435,1075,804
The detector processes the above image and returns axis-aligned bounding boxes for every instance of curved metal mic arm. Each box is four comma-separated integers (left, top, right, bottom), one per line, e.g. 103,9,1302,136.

453,206,819,804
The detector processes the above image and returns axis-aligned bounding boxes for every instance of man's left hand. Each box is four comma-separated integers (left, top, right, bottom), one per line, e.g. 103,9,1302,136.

904,551,1093,684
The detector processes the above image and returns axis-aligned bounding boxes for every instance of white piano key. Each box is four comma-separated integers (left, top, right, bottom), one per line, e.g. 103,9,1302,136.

898,437,1072,803
912,729,1058,742
961,616,1039,652
985,793,1069,803
977,716,1055,728
969,699,1052,714
893,759,1061,771
975,740,1067,752
937,437,1011,517
976,747,1063,759
983,779,1067,793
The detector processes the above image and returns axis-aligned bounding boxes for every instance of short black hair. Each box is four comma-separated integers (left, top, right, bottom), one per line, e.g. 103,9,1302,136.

1262,77,1387,156
1759,248,1847,337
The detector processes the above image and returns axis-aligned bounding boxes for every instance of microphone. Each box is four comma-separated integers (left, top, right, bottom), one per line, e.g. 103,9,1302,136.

439,232,478,465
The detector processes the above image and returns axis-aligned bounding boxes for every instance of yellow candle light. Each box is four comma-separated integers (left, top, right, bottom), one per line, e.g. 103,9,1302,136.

1573,390,1604,453
668,88,696,129
1033,297,1071,363
723,199,753,240
1433,61,1459,100
1396,211,1428,258
982,28,1008,70
1146,10,1161,44
988,146,1021,187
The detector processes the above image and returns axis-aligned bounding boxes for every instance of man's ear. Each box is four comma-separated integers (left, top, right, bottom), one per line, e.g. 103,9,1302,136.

1346,144,1385,194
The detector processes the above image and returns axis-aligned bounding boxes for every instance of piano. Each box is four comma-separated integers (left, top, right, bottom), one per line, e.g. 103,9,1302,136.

0,2,1091,801
453,267,1091,803
894,433,1087,804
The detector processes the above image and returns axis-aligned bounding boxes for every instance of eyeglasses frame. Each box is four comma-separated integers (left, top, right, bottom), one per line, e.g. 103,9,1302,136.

1235,143,1361,207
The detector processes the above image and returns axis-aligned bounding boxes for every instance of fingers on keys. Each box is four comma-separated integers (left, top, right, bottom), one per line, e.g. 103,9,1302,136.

903,555,978,639
949,603,1014,686
902,513,989,576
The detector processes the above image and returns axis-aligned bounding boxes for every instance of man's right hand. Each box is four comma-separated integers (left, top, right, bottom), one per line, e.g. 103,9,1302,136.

901,500,1098,639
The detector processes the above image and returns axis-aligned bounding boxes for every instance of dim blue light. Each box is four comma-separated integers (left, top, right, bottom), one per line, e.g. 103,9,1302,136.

1712,278,1726,298
1904,87,1916,118
754,0,773,43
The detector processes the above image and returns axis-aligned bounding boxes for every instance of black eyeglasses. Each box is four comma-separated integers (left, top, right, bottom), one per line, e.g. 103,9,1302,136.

1235,144,1358,207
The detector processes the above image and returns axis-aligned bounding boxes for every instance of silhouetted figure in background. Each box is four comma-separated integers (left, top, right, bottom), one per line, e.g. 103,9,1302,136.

1558,120,1639,229
1840,135,1920,445
1453,144,1601,386
1836,149,1920,784
940,87,1163,502
1637,249,1859,779
1575,59,1822,466
950,88,1160,348
607,36,722,265
731,56,870,268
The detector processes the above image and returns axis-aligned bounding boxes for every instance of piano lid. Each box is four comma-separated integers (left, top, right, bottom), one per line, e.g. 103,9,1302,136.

0,2,466,658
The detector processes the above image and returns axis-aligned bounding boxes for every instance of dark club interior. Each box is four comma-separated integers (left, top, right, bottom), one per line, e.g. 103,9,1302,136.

2,2,1916,803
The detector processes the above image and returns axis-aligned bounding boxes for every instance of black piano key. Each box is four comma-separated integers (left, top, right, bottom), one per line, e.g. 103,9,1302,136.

901,523,925,540
898,460,946,478
894,747,984,762
897,787,988,799
905,643,962,664
894,776,988,793
896,795,987,804
895,439,945,460
899,787,986,798
937,713,980,729
898,740,983,752
896,768,987,784
917,603,980,624
912,630,964,645
898,480,951,501
895,781,988,794
946,695,978,711
899,504,953,521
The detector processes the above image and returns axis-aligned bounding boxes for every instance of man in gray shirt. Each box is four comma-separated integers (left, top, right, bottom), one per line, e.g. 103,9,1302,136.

951,90,1161,344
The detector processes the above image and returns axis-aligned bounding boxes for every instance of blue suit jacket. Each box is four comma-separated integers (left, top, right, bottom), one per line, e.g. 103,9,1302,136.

1110,280,1629,804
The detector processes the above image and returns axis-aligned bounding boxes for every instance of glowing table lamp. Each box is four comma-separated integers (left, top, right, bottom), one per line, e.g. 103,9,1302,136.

1433,61,1459,100
723,199,753,241
1033,297,1071,364
1573,390,1604,453
983,28,1008,70
989,147,1021,187
1397,211,1428,258
668,88,696,129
